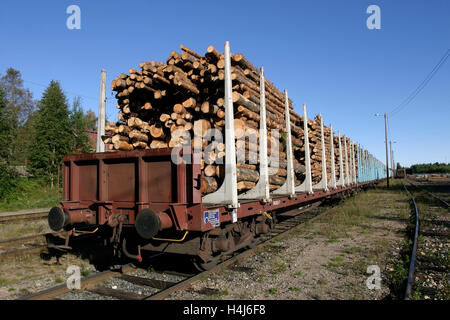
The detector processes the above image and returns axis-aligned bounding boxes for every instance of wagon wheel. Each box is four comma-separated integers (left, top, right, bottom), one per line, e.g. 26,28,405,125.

191,257,220,272
246,237,258,249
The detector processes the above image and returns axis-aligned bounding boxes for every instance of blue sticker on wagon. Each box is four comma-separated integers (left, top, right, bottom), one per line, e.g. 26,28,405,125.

203,210,220,227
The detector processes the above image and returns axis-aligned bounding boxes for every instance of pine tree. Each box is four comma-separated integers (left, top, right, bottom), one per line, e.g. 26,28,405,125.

0,68,35,165
0,85,17,198
84,110,97,131
69,97,94,153
0,68,34,126
0,85,15,163
27,81,72,185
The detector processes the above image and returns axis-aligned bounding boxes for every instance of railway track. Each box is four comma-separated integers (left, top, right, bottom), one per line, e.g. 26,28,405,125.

405,178,450,208
0,231,97,258
0,233,52,258
402,183,420,300
0,208,49,225
0,209,55,257
20,200,329,300
402,182,449,300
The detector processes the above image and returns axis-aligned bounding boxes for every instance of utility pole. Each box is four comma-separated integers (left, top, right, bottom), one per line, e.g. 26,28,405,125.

389,141,393,177
384,113,389,188
96,69,106,152
375,113,390,188
392,150,397,175
390,140,397,178
392,149,396,176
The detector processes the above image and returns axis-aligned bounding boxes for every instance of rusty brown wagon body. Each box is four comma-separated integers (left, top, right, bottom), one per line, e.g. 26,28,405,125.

47,147,373,269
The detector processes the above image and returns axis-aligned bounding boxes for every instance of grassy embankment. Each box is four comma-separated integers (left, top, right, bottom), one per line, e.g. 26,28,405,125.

0,178,61,212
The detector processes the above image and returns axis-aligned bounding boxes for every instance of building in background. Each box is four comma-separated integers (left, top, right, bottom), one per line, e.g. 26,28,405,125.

86,129,113,151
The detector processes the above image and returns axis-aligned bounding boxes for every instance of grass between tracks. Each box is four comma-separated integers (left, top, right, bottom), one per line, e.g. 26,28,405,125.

309,181,409,240
0,219,50,240
295,179,412,299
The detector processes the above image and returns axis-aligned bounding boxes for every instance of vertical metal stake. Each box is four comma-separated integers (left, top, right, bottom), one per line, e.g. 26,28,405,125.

344,137,350,185
328,124,336,189
96,69,106,153
273,90,295,197
336,132,345,187
295,104,313,194
202,41,238,212
312,115,328,191
351,141,356,184
240,67,270,201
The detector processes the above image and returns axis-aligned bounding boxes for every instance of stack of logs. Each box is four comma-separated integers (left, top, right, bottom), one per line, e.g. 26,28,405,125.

105,44,356,195
303,115,357,184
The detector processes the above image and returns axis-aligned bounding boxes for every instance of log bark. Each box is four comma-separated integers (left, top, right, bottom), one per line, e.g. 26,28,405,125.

237,181,256,191
200,176,218,194
114,140,133,151
236,167,259,183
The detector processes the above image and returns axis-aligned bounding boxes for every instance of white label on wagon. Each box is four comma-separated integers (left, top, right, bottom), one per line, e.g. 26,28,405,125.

204,210,220,227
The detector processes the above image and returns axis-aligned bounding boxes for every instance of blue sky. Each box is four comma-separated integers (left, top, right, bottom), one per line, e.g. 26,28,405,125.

0,0,449,166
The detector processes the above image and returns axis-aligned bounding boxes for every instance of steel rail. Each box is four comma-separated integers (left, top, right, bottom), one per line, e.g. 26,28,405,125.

426,192,450,208
402,183,419,300
0,245,48,258
0,232,54,246
0,232,93,258
0,209,49,224
0,233,56,258
0,208,49,217
405,178,449,208
19,264,134,300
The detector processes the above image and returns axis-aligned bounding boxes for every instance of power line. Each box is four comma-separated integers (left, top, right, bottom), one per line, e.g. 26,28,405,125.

390,49,450,116
389,49,450,117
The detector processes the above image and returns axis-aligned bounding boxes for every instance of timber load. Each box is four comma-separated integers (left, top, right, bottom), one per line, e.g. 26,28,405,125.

104,44,357,195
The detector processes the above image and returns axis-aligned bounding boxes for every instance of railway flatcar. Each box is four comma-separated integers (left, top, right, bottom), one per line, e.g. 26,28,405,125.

47,42,386,270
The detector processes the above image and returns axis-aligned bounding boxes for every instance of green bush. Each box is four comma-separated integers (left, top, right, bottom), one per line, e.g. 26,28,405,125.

0,177,60,211
410,162,450,174
0,162,17,200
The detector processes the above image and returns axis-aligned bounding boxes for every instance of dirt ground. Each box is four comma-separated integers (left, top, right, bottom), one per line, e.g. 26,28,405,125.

0,219,102,300
168,181,411,300
0,250,97,299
